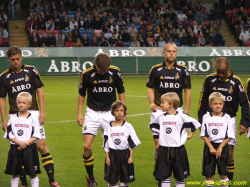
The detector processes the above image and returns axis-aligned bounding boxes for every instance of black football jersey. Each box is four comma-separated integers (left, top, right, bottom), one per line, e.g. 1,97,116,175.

0,64,44,114
78,65,125,111
146,61,191,107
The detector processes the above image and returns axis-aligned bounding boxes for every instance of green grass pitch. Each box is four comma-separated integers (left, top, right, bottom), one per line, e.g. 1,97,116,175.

0,75,250,187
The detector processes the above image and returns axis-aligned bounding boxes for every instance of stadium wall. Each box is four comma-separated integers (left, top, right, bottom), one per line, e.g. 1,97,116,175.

0,47,249,75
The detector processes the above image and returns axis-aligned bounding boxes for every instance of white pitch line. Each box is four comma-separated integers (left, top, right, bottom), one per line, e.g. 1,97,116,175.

45,93,147,98
42,112,150,124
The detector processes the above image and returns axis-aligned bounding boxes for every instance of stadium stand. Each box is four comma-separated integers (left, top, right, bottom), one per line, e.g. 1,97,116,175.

7,0,249,47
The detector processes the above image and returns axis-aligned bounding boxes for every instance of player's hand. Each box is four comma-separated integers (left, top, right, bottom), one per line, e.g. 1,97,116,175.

187,132,194,139
150,103,157,112
39,111,46,125
17,146,23,151
210,147,216,155
106,157,110,165
216,147,222,159
238,124,247,135
128,157,133,164
19,141,27,149
77,113,84,126
1,120,7,132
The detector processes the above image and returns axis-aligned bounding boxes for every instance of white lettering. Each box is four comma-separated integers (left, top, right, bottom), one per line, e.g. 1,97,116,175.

71,61,81,72
188,61,196,72
222,50,232,56
133,50,145,56
82,61,93,71
234,50,243,56
245,50,250,56
198,61,210,72
93,87,113,93
121,50,131,56
48,60,59,72
0,50,5,57
12,84,31,93
209,49,221,56
226,96,232,101
159,82,180,88
61,61,70,72
109,50,119,57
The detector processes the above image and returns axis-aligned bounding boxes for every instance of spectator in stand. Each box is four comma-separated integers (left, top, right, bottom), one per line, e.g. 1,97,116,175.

224,0,234,14
54,17,62,30
40,33,49,47
196,7,207,25
121,29,131,42
213,0,223,28
130,36,140,47
30,36,41,47
124,13,133,26
171,28,180,42
104,28,112,40
85,17,94,31
180,32,189,46
189,32,198,46
72,28,82,42
139,37,149,47
99,37,110,47
197,33,206,46
46,17,55,31
48,33,56,47
58,0,68,14
27,18,38,35
177,24,186,38
65,36,75,47
145,24,154,38
128,23,138,38
0,10,8,23
90,36,99,47
132,12,141,26
69,17,78,30
75,38,84,47
239,27,250,46
0,38,9,47
157,36,166,47
147,13,157,27
177,10,187,22
114,39,125,47
206,32,215,46
56,34,65,47
93,16,103,30
8,0,17,20
108,33,118,47
78,15,85,30
82,33,90,47
187,10,195,22
214,29,224,46
37,17,46,30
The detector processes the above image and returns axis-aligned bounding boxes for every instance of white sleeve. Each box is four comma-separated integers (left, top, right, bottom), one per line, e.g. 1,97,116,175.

128,124,141,149
103,126,110,152
32,117,41,140
227,116,235,139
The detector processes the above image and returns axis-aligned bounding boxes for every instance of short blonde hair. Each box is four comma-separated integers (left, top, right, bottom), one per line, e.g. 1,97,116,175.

161,92,180,109
16,92,32,104
208,92,225,103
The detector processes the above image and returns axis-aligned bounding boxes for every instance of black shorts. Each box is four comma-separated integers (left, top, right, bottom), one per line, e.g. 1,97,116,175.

154,145,190,181
5,143,41,176
202,142,229,178
104,149,135,184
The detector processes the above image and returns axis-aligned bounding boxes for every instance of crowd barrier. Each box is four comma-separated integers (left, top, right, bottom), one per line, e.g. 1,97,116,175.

0,47,250,75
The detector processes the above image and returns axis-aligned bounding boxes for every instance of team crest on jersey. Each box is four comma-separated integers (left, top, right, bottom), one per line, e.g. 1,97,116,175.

84,126,87,130
160,76,164,79
212,87,217,90
10,80,14,84
25,75,30,82
175,73,180,80
93,80,98,84
17,130,24,136
166,127,172,134
114,138,121,145
212,129,218,135
228,86,233,94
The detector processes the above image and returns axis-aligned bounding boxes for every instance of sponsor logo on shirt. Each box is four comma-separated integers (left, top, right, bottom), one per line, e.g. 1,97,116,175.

209,123,223,126
15,124,29,128
111,133,124,137
163,122,177,125
92,86,113,93
159,82,180,88
12,83,32,93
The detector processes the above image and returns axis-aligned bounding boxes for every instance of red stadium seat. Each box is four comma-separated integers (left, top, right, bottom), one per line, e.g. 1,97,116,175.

245,42,250,46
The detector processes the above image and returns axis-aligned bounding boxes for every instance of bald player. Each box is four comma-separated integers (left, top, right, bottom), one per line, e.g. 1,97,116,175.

198,57,250,183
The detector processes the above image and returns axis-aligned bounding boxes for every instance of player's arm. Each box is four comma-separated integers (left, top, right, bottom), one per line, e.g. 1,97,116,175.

198,78,210,124
118,92,125,104
184,88,191,114
77,94,85,126
0,97,7,131
202,136,216,155
216,138,231,159
105,151,110,165
128,148,133,164
148,88,157,112
237,80,250,135
36,87,46,125
10,138,27,149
